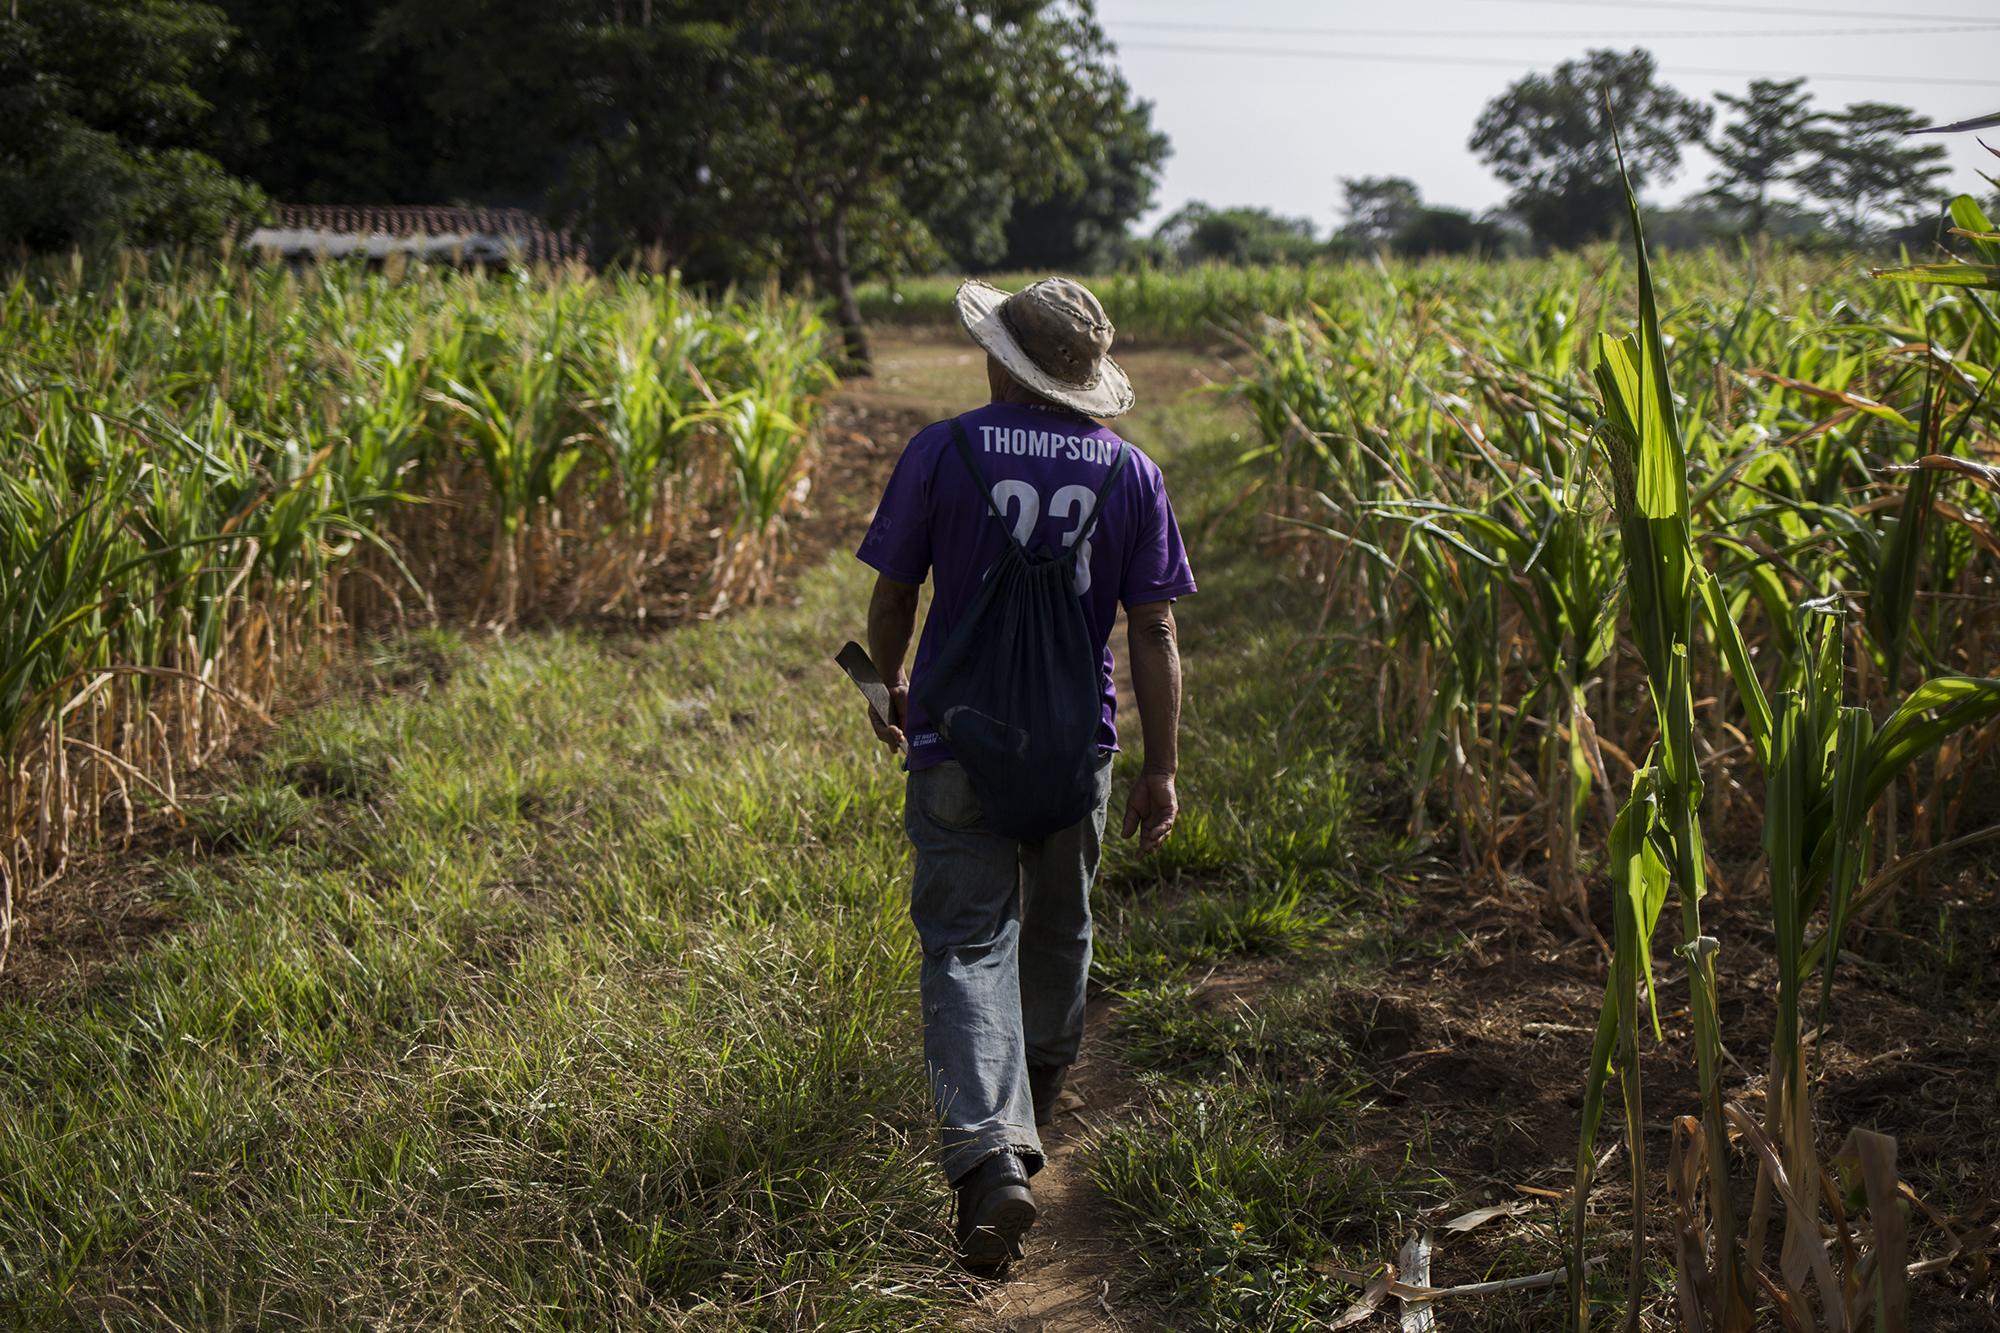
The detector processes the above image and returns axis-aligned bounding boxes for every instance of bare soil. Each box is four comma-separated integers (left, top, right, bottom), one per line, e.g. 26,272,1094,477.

974,1000,1163,1333
1319,846,2000,1330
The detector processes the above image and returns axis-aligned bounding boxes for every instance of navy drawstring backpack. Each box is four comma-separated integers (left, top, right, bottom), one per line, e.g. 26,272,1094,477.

912,418,1128,841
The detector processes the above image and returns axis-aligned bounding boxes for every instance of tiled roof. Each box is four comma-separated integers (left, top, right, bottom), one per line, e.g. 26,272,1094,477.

253,204,586,264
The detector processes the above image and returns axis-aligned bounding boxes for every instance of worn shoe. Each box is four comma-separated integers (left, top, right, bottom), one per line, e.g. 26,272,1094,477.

1029,1062,1071,1127
954,1151,1038,1272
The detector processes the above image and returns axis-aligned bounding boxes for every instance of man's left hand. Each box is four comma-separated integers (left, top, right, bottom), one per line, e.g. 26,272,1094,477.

1121,771,1178,855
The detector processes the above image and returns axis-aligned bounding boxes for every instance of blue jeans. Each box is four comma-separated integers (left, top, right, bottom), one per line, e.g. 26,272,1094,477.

904,757,1113,1184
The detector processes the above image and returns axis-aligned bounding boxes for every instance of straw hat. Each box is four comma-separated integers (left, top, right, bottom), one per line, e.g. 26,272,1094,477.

954,277,1134,418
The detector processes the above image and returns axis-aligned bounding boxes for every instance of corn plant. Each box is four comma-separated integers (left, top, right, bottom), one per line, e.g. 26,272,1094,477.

1696,582,2000,1333
0,254,834,971
573,284,705,614
1374,369,1620,920
1577,174,1753,1331
0,476,143,966
703,303,835,610
432,310,584,626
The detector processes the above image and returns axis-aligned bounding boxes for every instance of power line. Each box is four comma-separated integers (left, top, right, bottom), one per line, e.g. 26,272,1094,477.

1112,40,1999,89
1455,0,2000,24
1111,18,2000,42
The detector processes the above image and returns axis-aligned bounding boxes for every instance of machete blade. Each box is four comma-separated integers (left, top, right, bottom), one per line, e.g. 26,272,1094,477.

835,640,898,736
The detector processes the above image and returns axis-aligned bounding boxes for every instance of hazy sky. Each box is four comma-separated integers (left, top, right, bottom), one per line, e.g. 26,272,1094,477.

1095,0,2000,233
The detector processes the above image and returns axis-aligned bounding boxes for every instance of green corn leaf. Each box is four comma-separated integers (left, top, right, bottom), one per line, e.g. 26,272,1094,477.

1572,762,1666,1330
1628,209,1687,522
1871,262,2000,291
1697,567,1772,767
1616,766,1671,1038
1818,706,1875,1021
1568,694,1594,833
1765,691,1806,1071
1808,612,1843,743
1863,676,2000,807
1594,332,1681,521
1660,642,1699,802
1595,332,1644,483
1723,544,1798,666
1867,400,1942,680
1951,195,2000,266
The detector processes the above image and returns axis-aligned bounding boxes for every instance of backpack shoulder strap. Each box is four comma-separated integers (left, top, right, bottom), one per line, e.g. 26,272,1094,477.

1070,438,1130,551
948,417,1021,547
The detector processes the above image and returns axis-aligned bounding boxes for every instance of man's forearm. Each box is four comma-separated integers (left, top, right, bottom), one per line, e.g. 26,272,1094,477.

867,577,920,684
1127,603,1181,775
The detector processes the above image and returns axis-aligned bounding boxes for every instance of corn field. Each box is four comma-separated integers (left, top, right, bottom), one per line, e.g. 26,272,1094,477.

858,263,1405,344
0,254,833,974
1241,192,2000,1329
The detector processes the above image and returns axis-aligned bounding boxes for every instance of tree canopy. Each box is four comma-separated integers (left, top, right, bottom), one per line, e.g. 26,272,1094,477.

1703,77,1818,236
1797,102,1952,242
1393,207,1510,258
1469,48,1711,250
1335,177,1507,257
1338,177,1421,250
0,0,262,250
204,0,439,206
209,0,1162,371
1151,203,1321,266
998,100,1170,274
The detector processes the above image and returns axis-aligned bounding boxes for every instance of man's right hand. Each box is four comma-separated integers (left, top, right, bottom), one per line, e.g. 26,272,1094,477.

1121,770,1178,855
865,575,919,756
870,680,909,754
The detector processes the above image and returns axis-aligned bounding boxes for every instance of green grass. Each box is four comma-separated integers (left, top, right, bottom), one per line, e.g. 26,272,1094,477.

1109,972,1359,1085
1091,1080,1412,1331
0,571,958,1328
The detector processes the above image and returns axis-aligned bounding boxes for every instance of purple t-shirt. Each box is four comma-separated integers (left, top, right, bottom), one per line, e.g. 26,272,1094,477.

856,401,1197,771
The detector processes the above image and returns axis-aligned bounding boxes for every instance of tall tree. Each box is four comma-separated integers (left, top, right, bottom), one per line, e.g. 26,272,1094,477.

717,1,1133,371
0,0,262,250
1469,48,1710,250
560,17,765,269
1797,102,1951,242
996,99,1169,273
355,1,1143,370
1703,77,1817,236
1338,176,1421,250
374,0,657,210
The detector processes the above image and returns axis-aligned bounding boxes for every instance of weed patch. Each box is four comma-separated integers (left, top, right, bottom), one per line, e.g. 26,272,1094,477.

1091,1082,1426,1331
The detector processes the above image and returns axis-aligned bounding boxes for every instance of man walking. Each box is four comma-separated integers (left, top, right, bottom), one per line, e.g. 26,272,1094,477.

855,277,1195,1270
